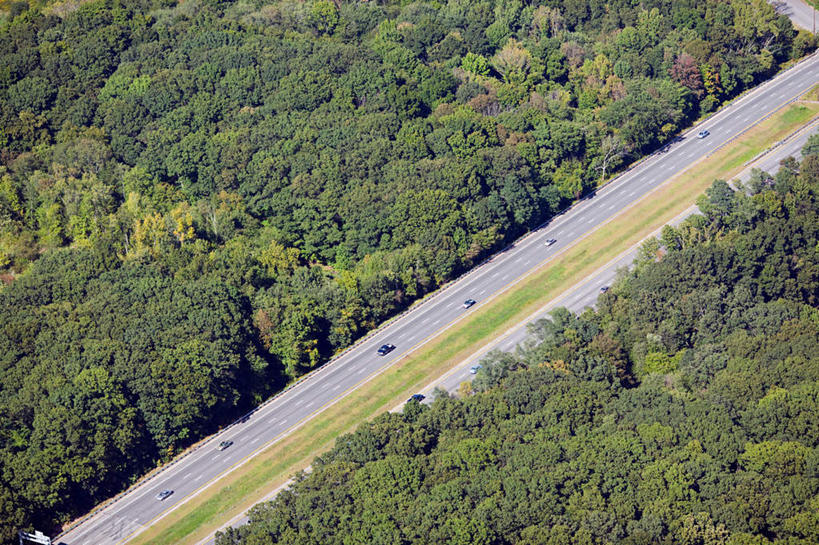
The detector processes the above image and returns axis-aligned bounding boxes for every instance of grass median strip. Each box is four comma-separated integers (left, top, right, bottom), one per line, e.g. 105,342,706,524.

131,101,819,545
804,82,819,102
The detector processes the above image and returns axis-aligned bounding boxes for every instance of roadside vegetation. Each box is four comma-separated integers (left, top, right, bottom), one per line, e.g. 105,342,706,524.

217,146,819,545
0,0,815,540
804,82,819,101
130,104,819,545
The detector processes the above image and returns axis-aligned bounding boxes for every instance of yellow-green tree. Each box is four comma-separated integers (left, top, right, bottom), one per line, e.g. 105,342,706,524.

170,202,196,246
258,239,301,278
491,39,532,85
132,212,169,258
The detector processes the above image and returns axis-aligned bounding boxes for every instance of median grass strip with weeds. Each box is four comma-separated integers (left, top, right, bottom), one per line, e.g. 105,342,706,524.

131,101,819,545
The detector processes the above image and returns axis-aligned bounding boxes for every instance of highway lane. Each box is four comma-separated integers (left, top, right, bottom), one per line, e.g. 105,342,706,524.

432,119,819,395
201,117,819,545
55,51,819,545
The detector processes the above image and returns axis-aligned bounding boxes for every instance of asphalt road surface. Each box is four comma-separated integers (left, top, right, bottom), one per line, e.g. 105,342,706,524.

771,0,818,32
55,51,819,545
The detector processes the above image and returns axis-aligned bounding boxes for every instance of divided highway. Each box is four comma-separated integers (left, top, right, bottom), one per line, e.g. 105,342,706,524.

56,52,819,545
201,117,819,545
432,117,819,395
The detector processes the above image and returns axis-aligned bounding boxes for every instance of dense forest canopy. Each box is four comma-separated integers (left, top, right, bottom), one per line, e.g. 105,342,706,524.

216,147,819,545
0,0,815,540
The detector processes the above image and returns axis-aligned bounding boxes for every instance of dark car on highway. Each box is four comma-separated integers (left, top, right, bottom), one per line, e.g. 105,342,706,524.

156,489,173,501
408,394,425,403
377,343,396,356
217,440,233,451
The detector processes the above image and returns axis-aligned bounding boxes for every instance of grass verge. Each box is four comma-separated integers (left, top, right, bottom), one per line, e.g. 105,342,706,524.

131,101,819,545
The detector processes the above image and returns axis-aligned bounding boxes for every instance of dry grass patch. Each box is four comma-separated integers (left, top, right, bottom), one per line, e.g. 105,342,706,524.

803,82,819,102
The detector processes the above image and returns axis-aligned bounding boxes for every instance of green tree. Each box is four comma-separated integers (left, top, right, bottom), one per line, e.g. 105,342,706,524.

309,1,339,35
462,52,490,76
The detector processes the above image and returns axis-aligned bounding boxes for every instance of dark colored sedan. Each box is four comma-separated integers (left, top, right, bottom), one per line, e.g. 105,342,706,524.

377,343,396,356
407,394,425,403
156,489,173,501
217,440,234,451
